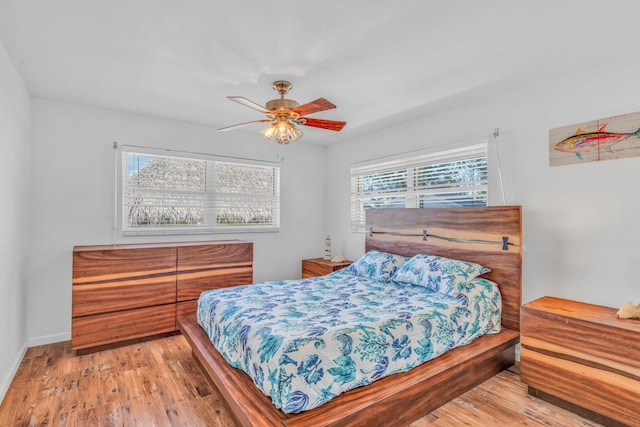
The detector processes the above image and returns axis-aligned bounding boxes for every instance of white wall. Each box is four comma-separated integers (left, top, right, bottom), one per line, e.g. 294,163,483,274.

27,99,327,344
327,57,640,309
0,41,30,402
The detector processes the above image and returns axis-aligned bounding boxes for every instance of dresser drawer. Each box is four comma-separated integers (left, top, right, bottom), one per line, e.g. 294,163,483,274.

176,267,253,302
72,275,176,317
176,300,198,319
177,242,252,271
73,246,176,283
71,304,176,350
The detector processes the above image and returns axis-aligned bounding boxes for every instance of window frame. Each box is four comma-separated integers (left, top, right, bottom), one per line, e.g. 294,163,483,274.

350,141,488,232
117,145,281,236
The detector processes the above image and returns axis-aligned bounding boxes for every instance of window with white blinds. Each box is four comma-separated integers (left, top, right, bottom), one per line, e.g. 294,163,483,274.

350,143,488,231
122,149,280,235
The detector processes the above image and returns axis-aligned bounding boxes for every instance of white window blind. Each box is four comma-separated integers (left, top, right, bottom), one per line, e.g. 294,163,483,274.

121,148,280,235
350,143,488,231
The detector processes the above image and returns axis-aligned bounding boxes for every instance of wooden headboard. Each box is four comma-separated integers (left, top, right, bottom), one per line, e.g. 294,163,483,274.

365,206,522,331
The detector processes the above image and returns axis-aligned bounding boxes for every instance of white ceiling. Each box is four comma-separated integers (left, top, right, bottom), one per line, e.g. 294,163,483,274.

1,1,639,145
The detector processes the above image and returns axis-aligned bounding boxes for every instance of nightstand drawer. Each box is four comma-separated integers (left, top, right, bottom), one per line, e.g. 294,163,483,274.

302,258,352,278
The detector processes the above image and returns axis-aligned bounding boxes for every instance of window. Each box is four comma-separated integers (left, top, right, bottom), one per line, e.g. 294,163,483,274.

121,148,280,235
350,142,488,231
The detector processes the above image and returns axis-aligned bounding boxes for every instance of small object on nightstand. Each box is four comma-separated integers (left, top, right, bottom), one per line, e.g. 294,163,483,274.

331,253,347,263
324,235,332,260
302,257,352,278
617,300,640,319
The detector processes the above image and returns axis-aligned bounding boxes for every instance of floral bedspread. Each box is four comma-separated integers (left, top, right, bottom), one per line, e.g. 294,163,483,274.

196,270,501,413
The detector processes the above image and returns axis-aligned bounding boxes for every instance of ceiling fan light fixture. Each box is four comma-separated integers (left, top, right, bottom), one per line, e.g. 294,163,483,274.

260,123,277,141
286,124,303,143
261,119,303,145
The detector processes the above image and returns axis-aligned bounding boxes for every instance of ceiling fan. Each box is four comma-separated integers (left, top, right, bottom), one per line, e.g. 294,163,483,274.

219,81,346,144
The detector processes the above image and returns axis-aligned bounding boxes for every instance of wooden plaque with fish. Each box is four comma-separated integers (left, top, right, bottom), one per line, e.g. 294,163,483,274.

549,111,640,166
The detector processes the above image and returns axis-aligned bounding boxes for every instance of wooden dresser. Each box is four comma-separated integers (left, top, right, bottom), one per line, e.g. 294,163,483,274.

72,240,253,351
520,296,640,427
301,257,352,278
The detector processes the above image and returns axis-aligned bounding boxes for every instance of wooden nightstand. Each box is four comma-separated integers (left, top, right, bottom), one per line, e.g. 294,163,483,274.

301,258,352,278
520,296,640,427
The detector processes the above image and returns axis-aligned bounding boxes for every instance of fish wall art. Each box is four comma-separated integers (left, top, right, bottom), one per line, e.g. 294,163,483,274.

549,112,640,166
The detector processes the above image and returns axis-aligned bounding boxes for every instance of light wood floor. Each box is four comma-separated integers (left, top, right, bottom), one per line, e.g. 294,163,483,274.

0,335,603,427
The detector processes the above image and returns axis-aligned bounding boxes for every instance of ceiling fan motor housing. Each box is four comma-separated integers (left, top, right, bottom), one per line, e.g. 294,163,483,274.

265,98,300,111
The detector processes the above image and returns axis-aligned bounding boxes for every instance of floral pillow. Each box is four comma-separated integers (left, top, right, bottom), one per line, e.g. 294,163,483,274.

391,254,490,295
345,250,410,282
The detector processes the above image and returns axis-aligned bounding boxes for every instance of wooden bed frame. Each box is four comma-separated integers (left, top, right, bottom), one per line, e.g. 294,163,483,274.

179,206,522,426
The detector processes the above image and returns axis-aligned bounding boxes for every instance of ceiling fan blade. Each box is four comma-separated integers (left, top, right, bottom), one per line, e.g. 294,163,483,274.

297,117,346,131
292,98,336,116
227,96,270,113
219,119,271,132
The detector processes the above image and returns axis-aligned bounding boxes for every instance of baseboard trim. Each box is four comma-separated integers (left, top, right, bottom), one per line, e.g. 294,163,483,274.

0,340,28,405
27,331,70,348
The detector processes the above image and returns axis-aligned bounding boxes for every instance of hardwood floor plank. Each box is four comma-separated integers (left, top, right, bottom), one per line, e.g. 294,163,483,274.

415,368,603,427
0,336,603,427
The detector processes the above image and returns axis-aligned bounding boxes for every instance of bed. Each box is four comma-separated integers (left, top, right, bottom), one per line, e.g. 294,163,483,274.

179,206,522,426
